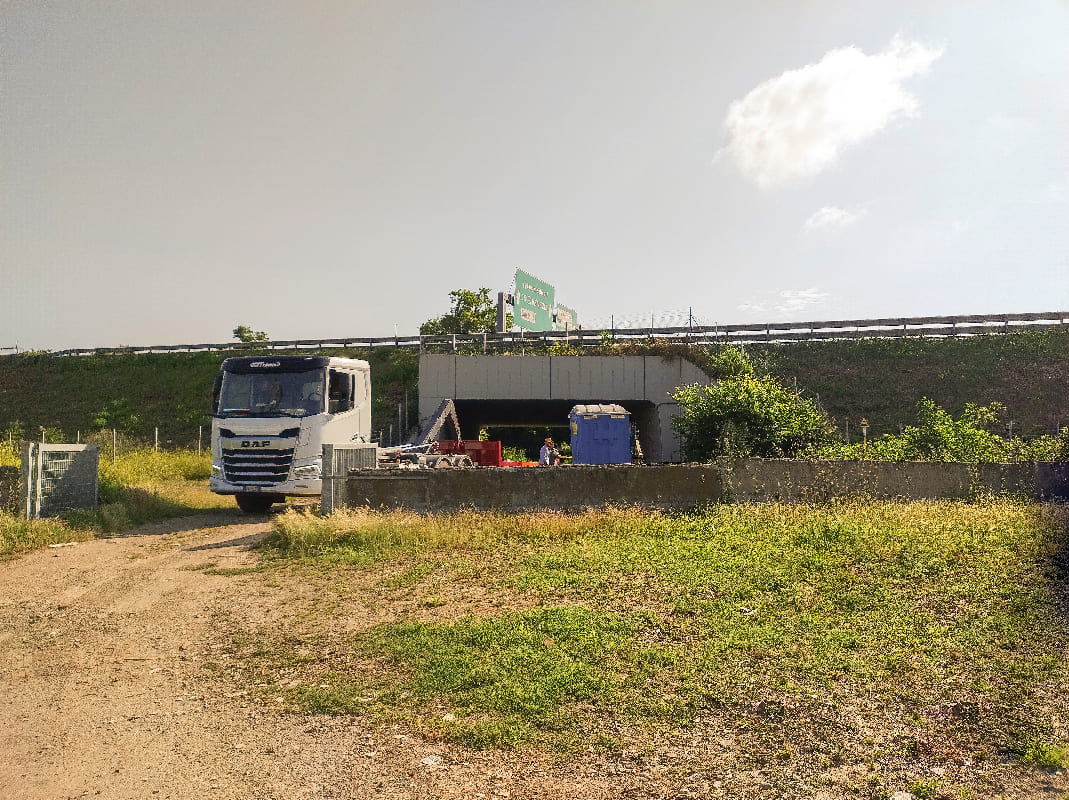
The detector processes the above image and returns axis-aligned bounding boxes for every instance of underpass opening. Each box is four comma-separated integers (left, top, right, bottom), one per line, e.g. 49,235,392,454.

451,399,658,463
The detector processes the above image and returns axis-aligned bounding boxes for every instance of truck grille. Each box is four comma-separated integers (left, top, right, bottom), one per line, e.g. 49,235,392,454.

222,447,295,485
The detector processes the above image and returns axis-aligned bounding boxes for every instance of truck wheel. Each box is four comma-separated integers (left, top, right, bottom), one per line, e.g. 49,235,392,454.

236,494,274,513
434,456,452,469
455,455,474,468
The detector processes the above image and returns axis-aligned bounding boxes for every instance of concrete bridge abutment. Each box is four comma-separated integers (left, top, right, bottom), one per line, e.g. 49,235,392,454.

418,354,712,462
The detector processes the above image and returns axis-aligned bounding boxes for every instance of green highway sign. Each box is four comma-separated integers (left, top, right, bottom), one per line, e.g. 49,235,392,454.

513,269,555,331
553,304,578,331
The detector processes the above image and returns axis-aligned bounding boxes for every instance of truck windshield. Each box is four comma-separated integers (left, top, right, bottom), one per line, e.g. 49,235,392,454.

218,369,326,418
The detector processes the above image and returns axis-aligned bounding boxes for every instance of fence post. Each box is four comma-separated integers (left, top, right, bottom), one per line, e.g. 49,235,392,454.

112,429,117,463
34,444,43,519
22,442,35,519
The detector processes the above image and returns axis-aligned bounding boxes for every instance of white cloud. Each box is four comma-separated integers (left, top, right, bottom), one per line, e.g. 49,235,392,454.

719,36,944,188
774,288,829,314
803,205,867,233
737,302,767,314
738,288,830,317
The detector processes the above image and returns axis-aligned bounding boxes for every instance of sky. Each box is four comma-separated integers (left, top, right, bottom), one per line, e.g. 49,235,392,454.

3,1,1069,351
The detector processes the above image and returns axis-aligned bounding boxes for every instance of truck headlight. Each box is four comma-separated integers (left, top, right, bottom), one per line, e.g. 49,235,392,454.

293,461,321,479
211,462,224,479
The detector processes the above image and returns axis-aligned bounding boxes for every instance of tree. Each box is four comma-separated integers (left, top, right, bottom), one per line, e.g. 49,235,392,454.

420,288,508,335
672,347,834,461
233,325,268,343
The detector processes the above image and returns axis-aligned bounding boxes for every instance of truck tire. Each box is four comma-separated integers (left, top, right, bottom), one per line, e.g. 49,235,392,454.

455,455,474,468
236,493,275,513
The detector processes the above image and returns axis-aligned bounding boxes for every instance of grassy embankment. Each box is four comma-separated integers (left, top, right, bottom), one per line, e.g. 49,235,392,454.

0,443,224,558
2,327,1069,448
0,347,418,448
209,500,1069,796
752,329,1069,440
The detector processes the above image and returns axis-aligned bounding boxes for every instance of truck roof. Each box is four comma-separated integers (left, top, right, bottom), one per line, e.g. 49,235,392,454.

220,355,369,374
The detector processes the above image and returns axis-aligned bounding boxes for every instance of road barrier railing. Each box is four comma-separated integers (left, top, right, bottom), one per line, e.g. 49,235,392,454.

15,311,1069,359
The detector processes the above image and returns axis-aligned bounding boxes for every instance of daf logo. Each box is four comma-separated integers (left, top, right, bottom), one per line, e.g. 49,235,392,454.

241,440,271,448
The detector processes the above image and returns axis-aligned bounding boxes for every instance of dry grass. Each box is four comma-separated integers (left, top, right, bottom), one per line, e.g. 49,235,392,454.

217,499,1069,798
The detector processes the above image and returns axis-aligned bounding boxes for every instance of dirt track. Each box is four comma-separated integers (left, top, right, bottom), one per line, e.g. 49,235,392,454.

0,513,630,800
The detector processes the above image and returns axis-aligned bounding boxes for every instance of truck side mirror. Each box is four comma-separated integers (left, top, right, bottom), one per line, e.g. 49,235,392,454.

211,375,222,415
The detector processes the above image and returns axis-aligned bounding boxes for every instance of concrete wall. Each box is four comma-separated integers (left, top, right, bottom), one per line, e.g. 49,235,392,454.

325,459,1069,514
728,459,1069,502
418,355,712,462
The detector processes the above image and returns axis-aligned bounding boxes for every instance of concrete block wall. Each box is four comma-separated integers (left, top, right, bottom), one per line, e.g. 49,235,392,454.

322,443,378,516
326,459,1069,515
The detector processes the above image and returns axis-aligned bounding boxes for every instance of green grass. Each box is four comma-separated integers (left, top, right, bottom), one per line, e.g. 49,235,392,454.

1,448,229,556
224,501,1069,768
282,606,643,749
754,327,1069,440
0,512,94,557
1018,738,1069,770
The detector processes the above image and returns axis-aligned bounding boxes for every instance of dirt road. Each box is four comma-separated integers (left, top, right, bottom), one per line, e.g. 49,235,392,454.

0,513,627,800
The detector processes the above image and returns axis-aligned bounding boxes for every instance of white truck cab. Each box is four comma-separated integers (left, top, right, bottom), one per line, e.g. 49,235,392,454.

210,355,371,512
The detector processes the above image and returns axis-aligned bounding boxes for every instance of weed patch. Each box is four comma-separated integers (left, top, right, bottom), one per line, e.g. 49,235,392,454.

2,448,229,554
0,512,92,558
226,500,1069,771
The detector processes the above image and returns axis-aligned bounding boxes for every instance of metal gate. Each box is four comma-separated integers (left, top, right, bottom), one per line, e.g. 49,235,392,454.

20,443,100,519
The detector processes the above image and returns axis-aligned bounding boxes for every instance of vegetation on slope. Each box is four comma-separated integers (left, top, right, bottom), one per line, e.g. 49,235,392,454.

752,329,1069,440
2,326,1068,449
0,347,418,448
212,501,1069,797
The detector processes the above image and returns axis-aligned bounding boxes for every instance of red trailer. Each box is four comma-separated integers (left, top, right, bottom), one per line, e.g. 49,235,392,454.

432,439,503,467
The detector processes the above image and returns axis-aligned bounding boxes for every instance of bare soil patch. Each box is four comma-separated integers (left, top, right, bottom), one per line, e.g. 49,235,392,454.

0,511,623,800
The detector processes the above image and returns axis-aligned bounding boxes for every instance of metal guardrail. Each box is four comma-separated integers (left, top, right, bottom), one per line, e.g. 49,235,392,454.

14,311,1069,358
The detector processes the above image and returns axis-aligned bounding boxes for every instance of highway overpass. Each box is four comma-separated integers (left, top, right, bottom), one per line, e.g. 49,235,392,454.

418,354,713,462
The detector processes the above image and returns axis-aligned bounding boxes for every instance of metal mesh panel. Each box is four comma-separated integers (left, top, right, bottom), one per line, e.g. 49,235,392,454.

321,443,379,515
20,444,100,518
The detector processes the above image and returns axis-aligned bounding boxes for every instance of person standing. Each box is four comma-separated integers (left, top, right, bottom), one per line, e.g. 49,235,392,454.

539,437,560,466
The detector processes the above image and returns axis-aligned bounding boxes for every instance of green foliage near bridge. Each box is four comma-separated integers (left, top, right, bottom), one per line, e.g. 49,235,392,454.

672,347,835,461
419,288,505,335
1,326,1069,455
672,345,1069,463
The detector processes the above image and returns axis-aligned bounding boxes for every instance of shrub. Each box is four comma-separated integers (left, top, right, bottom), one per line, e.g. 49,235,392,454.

672,347,834,461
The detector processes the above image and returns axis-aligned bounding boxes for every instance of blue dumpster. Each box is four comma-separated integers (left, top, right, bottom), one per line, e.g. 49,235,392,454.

569,404,631,465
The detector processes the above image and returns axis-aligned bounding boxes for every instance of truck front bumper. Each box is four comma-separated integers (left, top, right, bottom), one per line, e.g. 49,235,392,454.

209,475,322,497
